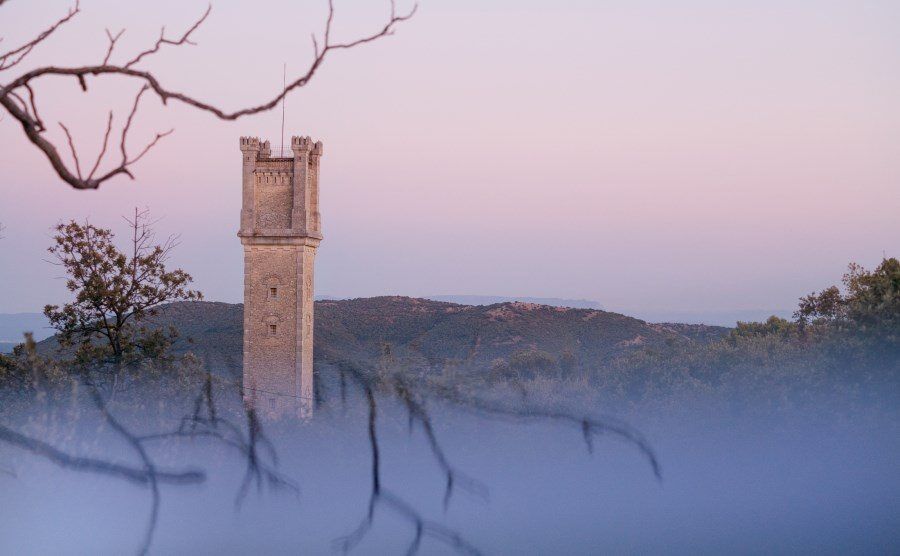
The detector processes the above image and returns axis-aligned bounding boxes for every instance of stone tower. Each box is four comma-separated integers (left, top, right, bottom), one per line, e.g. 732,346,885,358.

238,135,323,418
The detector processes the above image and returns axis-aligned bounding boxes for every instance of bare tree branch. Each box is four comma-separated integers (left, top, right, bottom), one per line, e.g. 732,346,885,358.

86,111,113,180
57,121,83,178
392,378,488,508
433,382,663,480
0,1,416,190
123,5,210,68
23,82,42,129
0,422,205,486
0,1,80,72
102,28,125,65
334,377,482,556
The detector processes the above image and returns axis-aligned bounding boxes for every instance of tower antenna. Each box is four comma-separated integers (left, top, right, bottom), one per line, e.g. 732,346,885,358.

280,62,286,156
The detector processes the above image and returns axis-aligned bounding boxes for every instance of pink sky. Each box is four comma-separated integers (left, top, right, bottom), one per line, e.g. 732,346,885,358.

1,0,898,316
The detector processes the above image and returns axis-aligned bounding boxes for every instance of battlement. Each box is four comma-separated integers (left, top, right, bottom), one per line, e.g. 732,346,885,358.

239,136,261,151
291,136,324,155
244,136,323,158
291,135,313,153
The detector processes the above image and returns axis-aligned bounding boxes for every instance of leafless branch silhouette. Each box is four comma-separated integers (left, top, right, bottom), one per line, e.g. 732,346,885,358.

333,371,483,556
0,0,416,189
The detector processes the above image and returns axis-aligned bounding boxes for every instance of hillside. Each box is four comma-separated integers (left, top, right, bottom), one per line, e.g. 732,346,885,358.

36,297,729,375
314,297,728,368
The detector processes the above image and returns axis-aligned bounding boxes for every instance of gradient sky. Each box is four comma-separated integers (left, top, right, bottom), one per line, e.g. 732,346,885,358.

1,0,898,315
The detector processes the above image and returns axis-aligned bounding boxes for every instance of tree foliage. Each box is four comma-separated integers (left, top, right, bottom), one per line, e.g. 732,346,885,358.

796,257,899,357
43,208,201,366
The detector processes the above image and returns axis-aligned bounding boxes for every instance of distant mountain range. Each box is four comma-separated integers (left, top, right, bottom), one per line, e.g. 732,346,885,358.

33,298,730,374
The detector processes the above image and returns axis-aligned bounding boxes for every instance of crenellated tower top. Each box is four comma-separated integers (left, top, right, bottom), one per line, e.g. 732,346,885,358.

291,135,324,156
239,136,260,151
238,134,323,241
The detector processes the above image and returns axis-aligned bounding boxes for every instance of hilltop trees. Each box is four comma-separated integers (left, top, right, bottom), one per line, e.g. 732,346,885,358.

724,257,899,361
595,258,900,408
43,208,201,366
796,257,899,357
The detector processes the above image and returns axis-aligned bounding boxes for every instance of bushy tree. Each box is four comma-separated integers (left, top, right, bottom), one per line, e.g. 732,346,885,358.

796,258,899,358
43,209,201,366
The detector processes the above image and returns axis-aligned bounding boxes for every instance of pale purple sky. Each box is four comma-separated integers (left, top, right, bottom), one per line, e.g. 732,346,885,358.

1,0,898,315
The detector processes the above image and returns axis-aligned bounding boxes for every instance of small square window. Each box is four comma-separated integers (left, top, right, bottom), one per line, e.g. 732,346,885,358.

269,324,277,335
269,287,278,299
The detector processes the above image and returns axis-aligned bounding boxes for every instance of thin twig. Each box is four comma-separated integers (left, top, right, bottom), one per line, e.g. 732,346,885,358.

102,28,125,65
124,5,211,68
0,1,81,72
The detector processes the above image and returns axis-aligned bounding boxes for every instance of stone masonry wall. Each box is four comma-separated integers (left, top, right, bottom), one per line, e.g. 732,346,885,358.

243,245,298,414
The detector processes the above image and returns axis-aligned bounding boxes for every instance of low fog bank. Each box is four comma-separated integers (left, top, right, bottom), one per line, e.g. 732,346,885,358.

1,362,898,555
